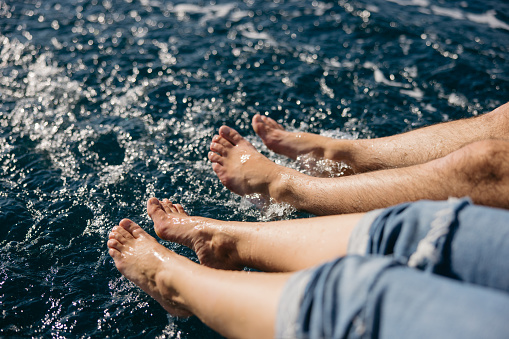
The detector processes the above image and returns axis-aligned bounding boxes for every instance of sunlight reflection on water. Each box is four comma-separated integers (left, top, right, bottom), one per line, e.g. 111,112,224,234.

0,0,508,337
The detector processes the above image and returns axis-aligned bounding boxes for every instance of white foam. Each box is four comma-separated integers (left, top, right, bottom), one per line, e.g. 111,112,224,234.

431,5,465,20
467,10,509,31
400,87,424,99
447,93,468,107
238,23,274,42
171,3,237,25
240,153,250,164
313,1,333,16
385,0,430,7
152,41,177,66
364,62,408,88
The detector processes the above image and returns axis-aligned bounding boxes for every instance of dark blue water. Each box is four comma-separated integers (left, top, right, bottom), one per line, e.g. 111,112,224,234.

1,0,508,337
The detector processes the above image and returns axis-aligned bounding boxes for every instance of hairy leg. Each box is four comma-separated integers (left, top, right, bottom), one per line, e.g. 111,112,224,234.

210,126,509,215
252,114,356,177
147,197,363,272
253,102,509,172
108,219,290,339
252,113,355,164
274,139,509,215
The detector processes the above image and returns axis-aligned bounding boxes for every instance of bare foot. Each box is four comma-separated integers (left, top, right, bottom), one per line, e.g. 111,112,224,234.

107,219,193,317
147,197,244,270
208,125,287,197
252,114,306,159
252,114,354,167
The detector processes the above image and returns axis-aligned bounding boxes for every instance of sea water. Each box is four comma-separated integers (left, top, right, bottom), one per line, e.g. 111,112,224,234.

0,0,508,337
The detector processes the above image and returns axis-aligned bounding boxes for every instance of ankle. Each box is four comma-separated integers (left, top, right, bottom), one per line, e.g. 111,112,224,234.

155,258,191,310
324,139,357,169
212,229,243,266
267,168,303,207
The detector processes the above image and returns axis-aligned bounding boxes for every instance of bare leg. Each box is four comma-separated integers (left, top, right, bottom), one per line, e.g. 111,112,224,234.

210,126,509,215
252,113,355,164
253,102,509,172
147,197,363,272
108,219,290,339
252,114,356,177
273,139,509,215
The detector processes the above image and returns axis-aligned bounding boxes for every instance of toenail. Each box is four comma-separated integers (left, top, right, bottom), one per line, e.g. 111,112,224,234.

221,126,231,134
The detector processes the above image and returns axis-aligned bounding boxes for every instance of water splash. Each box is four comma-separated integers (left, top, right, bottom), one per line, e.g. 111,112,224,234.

0,0,508,337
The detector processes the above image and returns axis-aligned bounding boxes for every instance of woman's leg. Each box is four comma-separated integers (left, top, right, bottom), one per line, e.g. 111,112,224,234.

358,198,509,293
278,255,509,339
150,195,509,293
107,219,292,339
108,211,509,339
146,197,364,272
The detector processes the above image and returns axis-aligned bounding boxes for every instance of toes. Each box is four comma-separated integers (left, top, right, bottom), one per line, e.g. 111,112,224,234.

174,204,188,215
108,246,121,259
147,197,188,221
107,238,125,259
109,226,120,239
219,125,244,146
215,134,235,148
110,224,131,242
253,114,285,137
161,199,177,213
263,115,283,130
147,198,169,221
211,162,225,177
252,113,263,125
116,219,142,239
121,220,148,240
208,151,223,165
252,114,265,134
161,200,184,214
210,141,225,154
119,218,143,236
108,222,137,251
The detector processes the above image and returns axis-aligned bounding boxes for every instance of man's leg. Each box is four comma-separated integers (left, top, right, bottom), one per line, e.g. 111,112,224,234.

146,197,364,272
107,219,291,339
252,101,509,172
210,127,509,215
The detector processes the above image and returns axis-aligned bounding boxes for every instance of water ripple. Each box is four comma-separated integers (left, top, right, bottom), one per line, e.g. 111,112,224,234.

0,0,508,337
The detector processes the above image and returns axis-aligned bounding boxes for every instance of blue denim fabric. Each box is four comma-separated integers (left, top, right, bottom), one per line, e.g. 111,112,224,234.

366,198,509,292
276,200,509,338
278,255,509,339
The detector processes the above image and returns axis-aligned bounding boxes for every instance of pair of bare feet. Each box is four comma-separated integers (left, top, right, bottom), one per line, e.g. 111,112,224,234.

107,116,347,318
208,113,352,198
108,197,246,317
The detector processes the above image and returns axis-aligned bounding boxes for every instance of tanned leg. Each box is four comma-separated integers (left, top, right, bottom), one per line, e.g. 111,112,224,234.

108,219,290,339
252,102,509,172
146,197,363,272
273,139,509,215
210,125,509,215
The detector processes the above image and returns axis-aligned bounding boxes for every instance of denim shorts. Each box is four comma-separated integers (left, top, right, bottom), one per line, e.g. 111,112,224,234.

276,198,509,338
